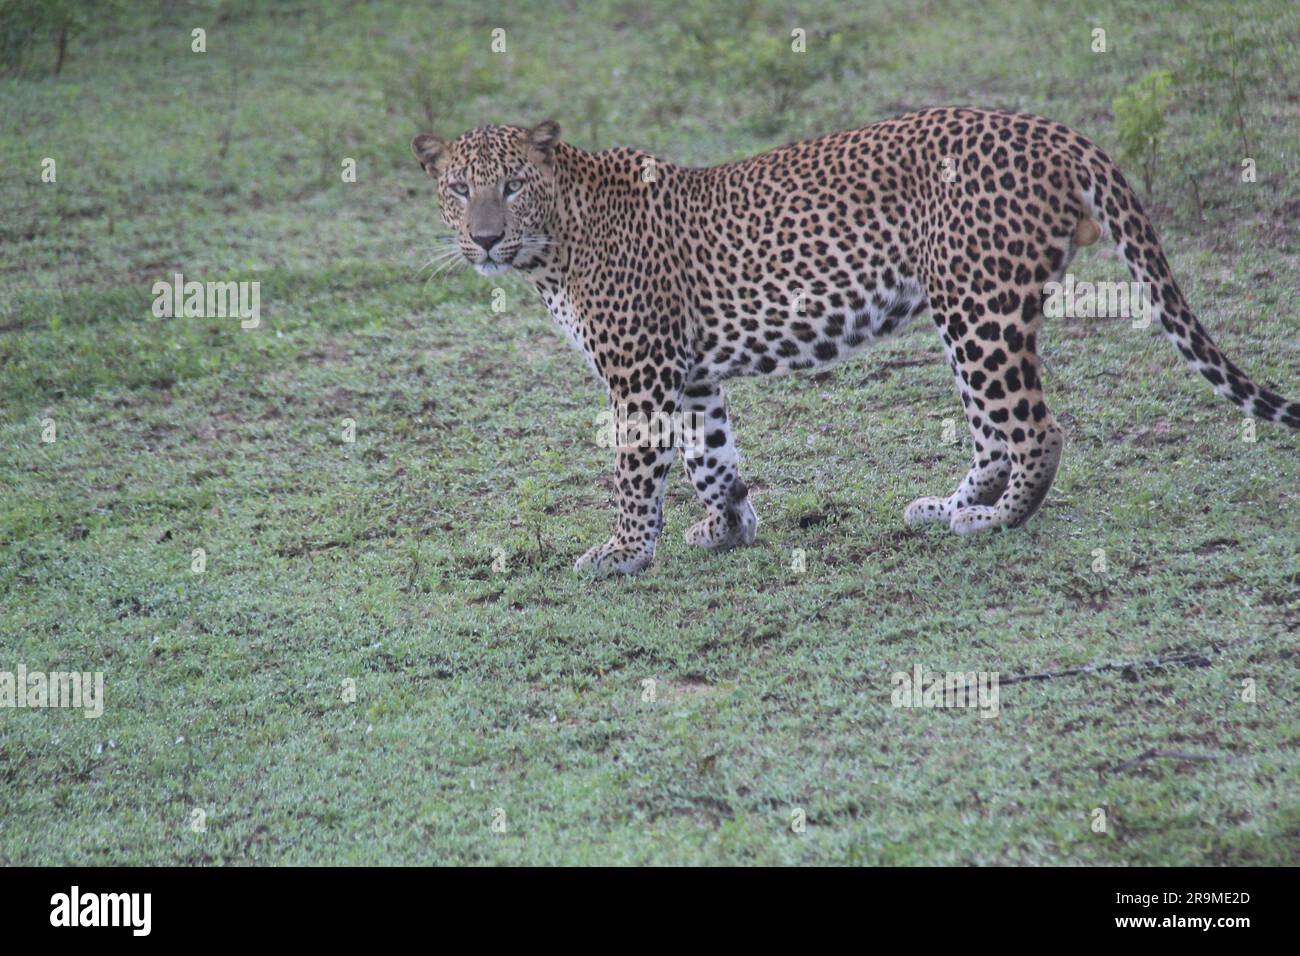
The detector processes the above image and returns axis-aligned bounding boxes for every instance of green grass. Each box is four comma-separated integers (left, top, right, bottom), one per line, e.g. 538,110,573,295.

1,0,1297,865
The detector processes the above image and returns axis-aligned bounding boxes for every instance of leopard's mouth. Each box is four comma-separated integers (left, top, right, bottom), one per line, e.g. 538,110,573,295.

468,244,516,275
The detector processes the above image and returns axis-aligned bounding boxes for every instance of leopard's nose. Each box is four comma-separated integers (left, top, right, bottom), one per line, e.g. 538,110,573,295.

471,232,503,252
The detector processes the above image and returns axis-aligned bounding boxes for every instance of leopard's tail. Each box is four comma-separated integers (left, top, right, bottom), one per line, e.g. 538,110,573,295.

1072,153,1300,429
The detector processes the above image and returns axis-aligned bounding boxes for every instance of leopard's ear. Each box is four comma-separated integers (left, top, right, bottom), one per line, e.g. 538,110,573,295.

524,119,561,164
411,133,448,177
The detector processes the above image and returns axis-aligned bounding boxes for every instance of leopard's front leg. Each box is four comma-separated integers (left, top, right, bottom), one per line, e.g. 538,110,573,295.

574,443,677,574
575,386,684,576
680,382,757,550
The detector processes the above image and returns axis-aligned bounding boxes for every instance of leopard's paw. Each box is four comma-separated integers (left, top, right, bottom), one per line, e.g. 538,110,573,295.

573,538,654,575
948,505,1000,536
904,496,948,527
685,499,758,550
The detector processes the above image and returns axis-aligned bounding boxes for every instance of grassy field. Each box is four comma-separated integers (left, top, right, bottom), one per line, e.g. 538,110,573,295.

1,0,1297,865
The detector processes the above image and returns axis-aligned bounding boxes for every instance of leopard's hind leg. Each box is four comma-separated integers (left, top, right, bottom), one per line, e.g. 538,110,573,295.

907,228,1074,535
904,337,1012,526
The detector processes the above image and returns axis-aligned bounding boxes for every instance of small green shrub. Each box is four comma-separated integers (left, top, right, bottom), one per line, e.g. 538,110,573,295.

1112,69,1173,200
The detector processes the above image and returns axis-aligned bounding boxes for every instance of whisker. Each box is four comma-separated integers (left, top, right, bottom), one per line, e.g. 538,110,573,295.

414,247,463,277
426,255,469,285
416,249,455,269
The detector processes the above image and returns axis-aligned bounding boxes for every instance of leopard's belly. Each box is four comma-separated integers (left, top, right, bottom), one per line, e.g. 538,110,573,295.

691,276,930,383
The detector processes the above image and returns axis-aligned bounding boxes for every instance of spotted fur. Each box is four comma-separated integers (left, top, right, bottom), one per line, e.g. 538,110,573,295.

412,109,1299,574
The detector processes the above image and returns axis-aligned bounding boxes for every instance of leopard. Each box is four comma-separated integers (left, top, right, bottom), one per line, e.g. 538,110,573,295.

411,108,1299,575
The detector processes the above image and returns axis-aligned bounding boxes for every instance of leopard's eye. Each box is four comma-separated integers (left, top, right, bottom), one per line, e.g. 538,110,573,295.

503,179,525,197
448,182,470,198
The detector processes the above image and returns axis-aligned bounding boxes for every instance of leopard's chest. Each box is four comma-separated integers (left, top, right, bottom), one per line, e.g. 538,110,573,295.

539,287,602,382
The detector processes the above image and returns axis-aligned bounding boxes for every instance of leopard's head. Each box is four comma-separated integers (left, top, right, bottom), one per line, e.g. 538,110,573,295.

412,120,563,276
